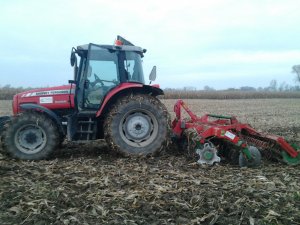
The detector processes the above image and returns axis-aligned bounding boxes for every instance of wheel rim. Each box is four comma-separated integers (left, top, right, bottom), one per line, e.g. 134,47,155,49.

119,109,158,148
14,124,47,154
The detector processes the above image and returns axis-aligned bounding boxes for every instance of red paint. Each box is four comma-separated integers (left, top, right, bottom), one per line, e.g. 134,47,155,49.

13,82,147,118
12,94,18,115
13,85,75,115
96,82,143,117
277,137,298,158
172,99,299,158
115,40,123,46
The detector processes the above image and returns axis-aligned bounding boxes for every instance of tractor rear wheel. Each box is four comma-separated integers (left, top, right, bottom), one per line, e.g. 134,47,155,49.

2,112,60,160
104,94,169,156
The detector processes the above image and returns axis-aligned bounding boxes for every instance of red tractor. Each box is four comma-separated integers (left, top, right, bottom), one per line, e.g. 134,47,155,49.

0,36,169,160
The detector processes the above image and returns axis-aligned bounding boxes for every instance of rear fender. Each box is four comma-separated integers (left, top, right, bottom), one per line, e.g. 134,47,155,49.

96,83,164,117
19,104,65,135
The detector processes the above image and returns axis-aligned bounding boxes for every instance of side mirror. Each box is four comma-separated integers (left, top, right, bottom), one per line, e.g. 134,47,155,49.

149,66,156,84
70,48,78,81
70,52,77,67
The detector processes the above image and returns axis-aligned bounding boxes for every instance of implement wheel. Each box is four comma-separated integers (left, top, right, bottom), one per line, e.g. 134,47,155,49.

104,94,169,156
2,112,59,160
239,146,261,168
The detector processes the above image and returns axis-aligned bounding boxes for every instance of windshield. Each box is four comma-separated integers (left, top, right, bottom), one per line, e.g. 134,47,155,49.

124,52,144,84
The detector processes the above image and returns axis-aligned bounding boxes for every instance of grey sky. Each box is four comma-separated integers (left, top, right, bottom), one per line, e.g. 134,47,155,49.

1,0,300,89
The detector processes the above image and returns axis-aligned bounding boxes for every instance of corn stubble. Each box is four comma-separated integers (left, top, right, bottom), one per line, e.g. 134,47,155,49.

0,99,300,225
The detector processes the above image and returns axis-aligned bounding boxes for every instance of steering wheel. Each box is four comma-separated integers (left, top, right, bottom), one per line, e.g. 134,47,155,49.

90,73,105,87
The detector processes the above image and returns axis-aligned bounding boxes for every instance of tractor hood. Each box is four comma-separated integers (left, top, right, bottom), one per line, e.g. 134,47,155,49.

18,85,74,98
13,85,75,115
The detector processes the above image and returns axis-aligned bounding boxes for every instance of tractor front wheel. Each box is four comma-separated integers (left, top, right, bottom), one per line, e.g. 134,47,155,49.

104,94,169,156
2,112,60,160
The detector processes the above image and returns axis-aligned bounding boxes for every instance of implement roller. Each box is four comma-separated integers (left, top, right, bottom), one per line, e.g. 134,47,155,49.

172,100,300,167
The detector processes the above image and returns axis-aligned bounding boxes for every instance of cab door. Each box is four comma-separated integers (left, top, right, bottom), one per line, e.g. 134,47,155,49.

78,44,120,110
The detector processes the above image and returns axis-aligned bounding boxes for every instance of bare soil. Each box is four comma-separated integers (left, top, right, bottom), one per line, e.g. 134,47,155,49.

0,100,12,116
0,99,300,225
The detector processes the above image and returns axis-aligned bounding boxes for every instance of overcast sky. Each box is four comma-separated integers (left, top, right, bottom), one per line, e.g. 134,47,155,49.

1,0,300,90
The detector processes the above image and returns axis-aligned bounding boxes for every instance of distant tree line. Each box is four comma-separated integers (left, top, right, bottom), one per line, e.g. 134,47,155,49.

162,90,300,99
0,85,32,100
164,79,300,93
163,74,300,99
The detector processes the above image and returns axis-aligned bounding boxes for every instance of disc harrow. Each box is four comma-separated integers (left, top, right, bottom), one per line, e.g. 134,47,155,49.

172,99,300,167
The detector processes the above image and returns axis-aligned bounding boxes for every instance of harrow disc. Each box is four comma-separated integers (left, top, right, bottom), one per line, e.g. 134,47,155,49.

239,146,261,168
196,143,221,165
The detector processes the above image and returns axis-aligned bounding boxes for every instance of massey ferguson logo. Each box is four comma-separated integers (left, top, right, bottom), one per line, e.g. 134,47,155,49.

21,89,74,97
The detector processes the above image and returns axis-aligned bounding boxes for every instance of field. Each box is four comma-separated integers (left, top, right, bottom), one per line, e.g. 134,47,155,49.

0,99,300,225
0,100,12,116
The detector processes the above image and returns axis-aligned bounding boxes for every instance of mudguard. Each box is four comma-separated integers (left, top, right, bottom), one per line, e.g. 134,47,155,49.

20,104,65,135
96,83,164,117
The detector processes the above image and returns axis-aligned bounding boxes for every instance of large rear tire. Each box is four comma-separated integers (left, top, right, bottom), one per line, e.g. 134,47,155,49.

104,94,169,156
2,112,60,160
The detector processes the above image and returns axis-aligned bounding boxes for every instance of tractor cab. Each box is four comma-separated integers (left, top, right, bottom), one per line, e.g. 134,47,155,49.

70,36,150,111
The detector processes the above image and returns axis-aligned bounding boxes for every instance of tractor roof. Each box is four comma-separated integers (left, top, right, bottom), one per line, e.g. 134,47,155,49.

77,44,145,53
77,36,146,55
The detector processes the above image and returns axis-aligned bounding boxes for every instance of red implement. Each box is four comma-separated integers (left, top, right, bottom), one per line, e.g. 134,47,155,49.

172,100,300,166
